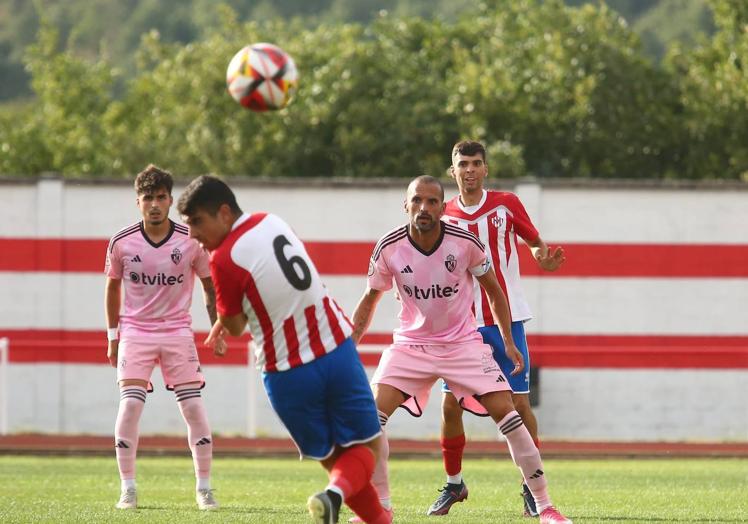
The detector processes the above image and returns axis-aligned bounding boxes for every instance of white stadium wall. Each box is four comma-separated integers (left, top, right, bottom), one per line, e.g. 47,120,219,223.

0,177,746,442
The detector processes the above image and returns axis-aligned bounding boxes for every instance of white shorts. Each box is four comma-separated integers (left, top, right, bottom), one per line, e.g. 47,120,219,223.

371,342,511,417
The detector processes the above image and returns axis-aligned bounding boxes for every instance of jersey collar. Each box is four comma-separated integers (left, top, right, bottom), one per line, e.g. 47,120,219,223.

140,219,175,248
457,189,487,214
406,221,445,256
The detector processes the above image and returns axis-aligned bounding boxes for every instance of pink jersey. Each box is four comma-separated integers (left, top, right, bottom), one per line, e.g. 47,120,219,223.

210,213,352,373
367,223,492,345
105,220,210,337
444,190,539,324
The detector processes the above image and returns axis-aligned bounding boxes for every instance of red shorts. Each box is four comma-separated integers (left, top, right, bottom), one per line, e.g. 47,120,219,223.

117,335,204,389
371,342,511,417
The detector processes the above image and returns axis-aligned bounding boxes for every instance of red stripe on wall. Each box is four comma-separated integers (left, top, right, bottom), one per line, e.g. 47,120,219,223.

1,238,748,277
0,329,746,369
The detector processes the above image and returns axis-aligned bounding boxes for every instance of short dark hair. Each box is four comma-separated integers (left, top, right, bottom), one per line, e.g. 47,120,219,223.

410,174,445,202
452,140,486,162
134,164,173,195
177,175,243,217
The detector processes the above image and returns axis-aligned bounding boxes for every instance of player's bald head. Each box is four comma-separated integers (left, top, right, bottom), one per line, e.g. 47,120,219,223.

407,175,444,203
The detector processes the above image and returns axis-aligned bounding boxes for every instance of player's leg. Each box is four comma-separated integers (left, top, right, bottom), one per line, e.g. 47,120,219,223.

479,391,572,524
314,339,392,524
162,336,215,510
114,337,156,510
513,392,540,516
484,322,541,516
426,390,469,516
350,342,435,522
319,439,390,524
366,383,407,513
173,380,216,509
114,378,148,509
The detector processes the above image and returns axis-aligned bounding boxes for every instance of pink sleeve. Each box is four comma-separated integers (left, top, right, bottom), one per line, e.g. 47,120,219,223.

104,240,122,279
210,249,247,317
506,193,539,242
367,253,394,292
193,245,211,279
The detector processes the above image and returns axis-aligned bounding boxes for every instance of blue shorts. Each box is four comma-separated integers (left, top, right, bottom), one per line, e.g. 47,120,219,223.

262,338,381,460
442,322,531,394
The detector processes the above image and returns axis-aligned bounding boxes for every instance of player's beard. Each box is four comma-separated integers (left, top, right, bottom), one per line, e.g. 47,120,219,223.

413,214,437,232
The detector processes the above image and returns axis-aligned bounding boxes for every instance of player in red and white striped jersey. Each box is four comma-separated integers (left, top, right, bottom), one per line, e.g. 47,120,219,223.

435,140,566,517
177,175,391,524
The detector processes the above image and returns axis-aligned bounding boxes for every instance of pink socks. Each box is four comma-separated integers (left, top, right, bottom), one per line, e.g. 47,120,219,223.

114,386,146,482
497,410,552,512
175,385,213,484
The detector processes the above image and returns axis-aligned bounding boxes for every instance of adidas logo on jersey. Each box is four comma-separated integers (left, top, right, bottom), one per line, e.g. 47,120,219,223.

400,265,413,274
131,255,142,263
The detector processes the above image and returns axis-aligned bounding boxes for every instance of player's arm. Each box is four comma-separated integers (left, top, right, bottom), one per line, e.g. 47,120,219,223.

475,270,524,375
525,235,565,272
351,287,384,345
207,312,247,338
199,276,227,357
104,277,122,368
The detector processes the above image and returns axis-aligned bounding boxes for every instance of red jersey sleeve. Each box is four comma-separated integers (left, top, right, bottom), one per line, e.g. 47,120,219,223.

505,193,539,242
210,248,248,317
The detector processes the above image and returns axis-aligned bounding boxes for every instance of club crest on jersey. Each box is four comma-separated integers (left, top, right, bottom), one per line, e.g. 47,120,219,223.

445,254,456,272
171,248,182,265
492,216,504,228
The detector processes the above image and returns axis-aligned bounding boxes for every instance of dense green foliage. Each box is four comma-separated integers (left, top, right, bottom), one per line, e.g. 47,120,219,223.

0,455,746,523
0,0,746,179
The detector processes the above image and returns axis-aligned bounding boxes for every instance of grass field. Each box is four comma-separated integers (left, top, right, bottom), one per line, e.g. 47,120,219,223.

0,456,746,523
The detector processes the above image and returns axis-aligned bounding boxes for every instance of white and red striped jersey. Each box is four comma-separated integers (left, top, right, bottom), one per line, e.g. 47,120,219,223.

210,212,352,372
105,220,210,337
443,189,539,324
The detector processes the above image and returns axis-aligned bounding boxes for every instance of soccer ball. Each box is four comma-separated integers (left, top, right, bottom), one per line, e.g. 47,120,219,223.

226,43,298,111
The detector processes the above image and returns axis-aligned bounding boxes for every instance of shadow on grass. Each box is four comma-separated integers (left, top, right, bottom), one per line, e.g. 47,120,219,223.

575,516,745,523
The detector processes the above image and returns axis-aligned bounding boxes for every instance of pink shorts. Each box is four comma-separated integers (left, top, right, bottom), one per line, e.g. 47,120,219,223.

117,335,204,390
371,342,511,417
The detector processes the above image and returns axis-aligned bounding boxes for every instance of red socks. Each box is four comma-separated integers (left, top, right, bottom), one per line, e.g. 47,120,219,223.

329,445,390,524
441,433,466,476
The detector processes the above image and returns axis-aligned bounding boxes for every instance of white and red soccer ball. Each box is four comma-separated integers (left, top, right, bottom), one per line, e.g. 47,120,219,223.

226,43,298,111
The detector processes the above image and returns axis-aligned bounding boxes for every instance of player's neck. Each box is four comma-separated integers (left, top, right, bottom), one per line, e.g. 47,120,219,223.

142,219,171,243
459,188,484,207
407,222,442,251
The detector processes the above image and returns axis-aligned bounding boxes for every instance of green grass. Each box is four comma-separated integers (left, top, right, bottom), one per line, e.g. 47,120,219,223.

0,456,746,523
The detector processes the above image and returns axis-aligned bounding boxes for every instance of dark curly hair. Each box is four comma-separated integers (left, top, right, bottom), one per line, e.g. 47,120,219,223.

134,164,174,195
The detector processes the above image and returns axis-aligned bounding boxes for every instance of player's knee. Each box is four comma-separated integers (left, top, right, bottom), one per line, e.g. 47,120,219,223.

441,393,463,423
512,394,532,416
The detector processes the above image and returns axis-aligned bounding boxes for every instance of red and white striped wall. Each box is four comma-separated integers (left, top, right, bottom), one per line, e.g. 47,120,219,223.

0,178,746,441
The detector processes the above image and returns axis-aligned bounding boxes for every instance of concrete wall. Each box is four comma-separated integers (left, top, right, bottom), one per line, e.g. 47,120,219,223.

0,177,746,441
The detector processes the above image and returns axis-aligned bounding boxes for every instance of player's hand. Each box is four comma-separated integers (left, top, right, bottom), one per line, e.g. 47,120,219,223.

212,333,228,357
505,342,525,376
107,340,119,368
537,245,565,272
205,320,227,351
